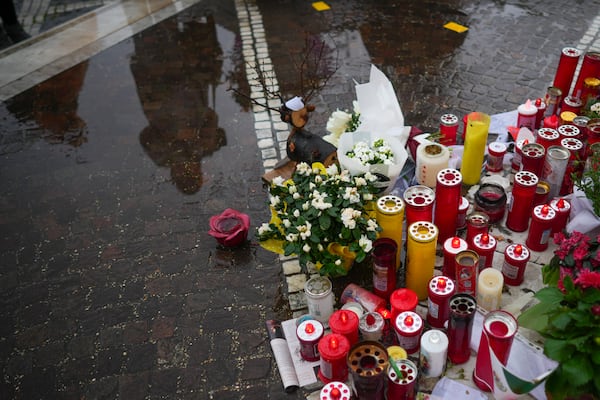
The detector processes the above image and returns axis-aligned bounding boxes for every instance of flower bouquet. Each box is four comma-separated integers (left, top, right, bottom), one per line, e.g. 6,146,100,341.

257,162,381,277
518,231,600,399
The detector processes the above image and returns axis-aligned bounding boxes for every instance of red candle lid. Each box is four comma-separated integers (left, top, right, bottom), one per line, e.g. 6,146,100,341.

533,204,556,221
329,310,358,335
474,232,497,250
429,275,455,295
394,311,422,334
320,382,351,400
436,168,462,187
558,124,580,138
403,185,435,207
390,288,418,313
318,333,350,358
505,243,530,261
537,128,559,141
514,171,539,187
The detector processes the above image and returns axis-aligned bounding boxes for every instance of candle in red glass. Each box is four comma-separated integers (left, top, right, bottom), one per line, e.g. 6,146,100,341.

587,119,600,146
561,96,584,115
473,310,518,392
573,115,590,143
340,283,386,313
442,236,468,279
387,358,418,400
506,171,539,232
455,250,479,297
371,238,397,301
526,204,556,252
433,168,462,242
511,138,528,172
534,97,546,129
439,113,459,146
318,333,350,384
571,51,600,98
297,320,324,361
471,232,497,270
403,185,435,227
393,311,423,354
474,183,507,224
456,196,470,230
520,143,546,178
502,243,530,286
427,275,456,329
389,288,418,323
543,114,559,130
536,128,560,150
329,310,359,346
486,142,507,172
447,293,477,364
552,47,582,97
466,212,489,248
550,198,571,234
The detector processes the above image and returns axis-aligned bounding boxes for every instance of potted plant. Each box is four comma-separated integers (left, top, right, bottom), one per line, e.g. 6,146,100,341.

256,161,381,277
518,231,600,399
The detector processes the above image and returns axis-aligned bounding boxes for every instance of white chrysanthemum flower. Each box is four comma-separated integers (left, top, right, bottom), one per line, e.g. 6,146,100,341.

283,219,291,228
335,259,342,266
293,192,301,199
303,243,311,252
288,185,297,194
272,176,285,186
293,209,300,218
298,222,312,240
354,176,367,187
314,175,323,184
309,182,316,190
359,235,373,253
326,109,352,137
296,162,311,175
312,196,333,210
269,195,280,207
258,223,272,235
326,164,339,176
286,233,299,242
591,102,600,112
302,202,310,210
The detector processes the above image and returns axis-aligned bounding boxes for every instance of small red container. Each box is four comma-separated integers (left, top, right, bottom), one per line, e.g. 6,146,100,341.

442,236,468,279
536,127,560,150
486,142,507,172
427,275,456,329
387,359,418,400
320,382,351,400
526,204,556,252
471,232,497,270
455,250,479,297
447,293,477,364
466,212,489,248
552,47,582,97
329,310,359,346
433,168,463,243
318,334,351,384
474,183,507,224
534,97,546,129
550,198,571,234
456,196,470,230
403,185,435,227
340,283,386,313
439,113,459,146
502,243,531,286
506,171,539,232
511,139,528,172
393,311,423,354
297,319,324,361
390,288,418,323
558,124,582,141
520,143,546,177
371,238,397,301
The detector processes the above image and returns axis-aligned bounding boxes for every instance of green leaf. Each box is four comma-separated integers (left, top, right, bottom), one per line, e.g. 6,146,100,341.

534,286,564,303
562,355,593,387
542,260,560,285
549,311,571,331
543,338,573,362
319,214,331,230
518,302,550,332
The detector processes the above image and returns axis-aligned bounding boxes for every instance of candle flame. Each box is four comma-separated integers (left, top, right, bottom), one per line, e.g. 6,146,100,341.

405,315,414,327
330,336,338,350
305,322,315,334
541,204,550,215
340,310,348,323
481,233,490,244
437,277,447,289
515,244,523,255
523,139,529,145
377,308,391,319
557,198,565,208
366,313,376,326
451,237,461,248
535,98,542,106
330,387,341,399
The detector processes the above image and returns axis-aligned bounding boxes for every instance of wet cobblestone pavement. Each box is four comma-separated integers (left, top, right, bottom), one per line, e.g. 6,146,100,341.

1,0,600,399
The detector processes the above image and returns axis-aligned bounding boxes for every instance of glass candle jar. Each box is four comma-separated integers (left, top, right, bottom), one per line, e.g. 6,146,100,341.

474,183,507,224
486,142,507,172
376,195,405,270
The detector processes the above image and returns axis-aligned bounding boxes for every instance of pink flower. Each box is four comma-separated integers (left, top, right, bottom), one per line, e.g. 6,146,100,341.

573,243,590,262
574,269,600,290
208,208,250,247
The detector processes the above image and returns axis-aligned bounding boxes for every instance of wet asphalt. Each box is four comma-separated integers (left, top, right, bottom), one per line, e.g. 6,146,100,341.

1,0,600,399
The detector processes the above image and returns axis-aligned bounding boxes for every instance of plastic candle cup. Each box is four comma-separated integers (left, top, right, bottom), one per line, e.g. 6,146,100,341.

320,382,351,400
550,197,571,234
517,99,538,132
466,212,489,248
502,243,530,286
447,293,477,364
433,168,462,242
297,319,324,361
403,185,435,227
471,232,497,270
536,128,560,150
541,146,570,200
329,310,359,346
416,143,450,188
346,341,389,399
427,275,456,329
420,329,449,378
359,312,385,341
389,288,418,322
456,196,470,230
520,142,546,177
371,238,397,301
387,358,418,400
406,221,439,300
455,250,479,297
318,333,351,384
376,195,405,270
526,204,556,252
477,268,504,311
439,113,460,145
393,311,423,354
506,171,538,232
442,236,468,279
461,112,491,185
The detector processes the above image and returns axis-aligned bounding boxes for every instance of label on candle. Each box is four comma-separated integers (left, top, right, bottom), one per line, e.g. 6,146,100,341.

501,261,519,280
427,299,439,319
541,228,551,245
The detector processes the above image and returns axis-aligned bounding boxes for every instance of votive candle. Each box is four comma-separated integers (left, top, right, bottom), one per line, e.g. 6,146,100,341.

442,236,468,279
433,168,462,242
329,310,359,346
376,195,405,270
477,268,504,311
461,112,491,185
406,221,439,300
416,143,450,188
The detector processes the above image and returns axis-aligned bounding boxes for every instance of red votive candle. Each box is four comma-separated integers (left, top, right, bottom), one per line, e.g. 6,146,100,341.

427,275,456,329
466,212,489,248
318,333,350,384
543,114,559,130
371,238,397,301
511,139,529,173
502,243,530,286
329,310,359,346
571,51,600,98
520,143,546,178
393,311,423,354
486,142,507,172
536,128,560,150
552,47,582,97
474,183,507,224
297,319,324,362
550,197,571,234
471,232,497,270
534,97,546,129
558,124,582,141
390,288,418,323
559,137,584,195
447,293,477,364
440,113,460,146
456,196,470,230
443,236,468,279
433,168,463,242
473,310,518,392
403,184,435,227
455,250,479,297
526,204,556,252
506,171,539,232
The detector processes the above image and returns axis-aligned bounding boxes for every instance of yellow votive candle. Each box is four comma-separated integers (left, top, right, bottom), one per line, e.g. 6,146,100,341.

406,221,439,300
461,112,491,185
477,267,504,311
376,195,405,270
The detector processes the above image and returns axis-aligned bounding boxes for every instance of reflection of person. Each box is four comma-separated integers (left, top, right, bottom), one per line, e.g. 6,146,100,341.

131,13,226,194
0,0,30,48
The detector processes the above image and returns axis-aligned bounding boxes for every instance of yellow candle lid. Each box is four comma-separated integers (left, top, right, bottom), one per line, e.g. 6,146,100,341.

387,345,407,360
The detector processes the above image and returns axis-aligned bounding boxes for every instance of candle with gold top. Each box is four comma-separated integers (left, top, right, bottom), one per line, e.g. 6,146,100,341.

406,221,438,300
461,112,491,185
376,195,404,270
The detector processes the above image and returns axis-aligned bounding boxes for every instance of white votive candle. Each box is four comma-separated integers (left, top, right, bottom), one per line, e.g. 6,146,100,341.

477,268,504,311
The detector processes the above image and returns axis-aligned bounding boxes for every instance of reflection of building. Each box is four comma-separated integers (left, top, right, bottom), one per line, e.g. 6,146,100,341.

131,12,226,194
6,62,89,147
